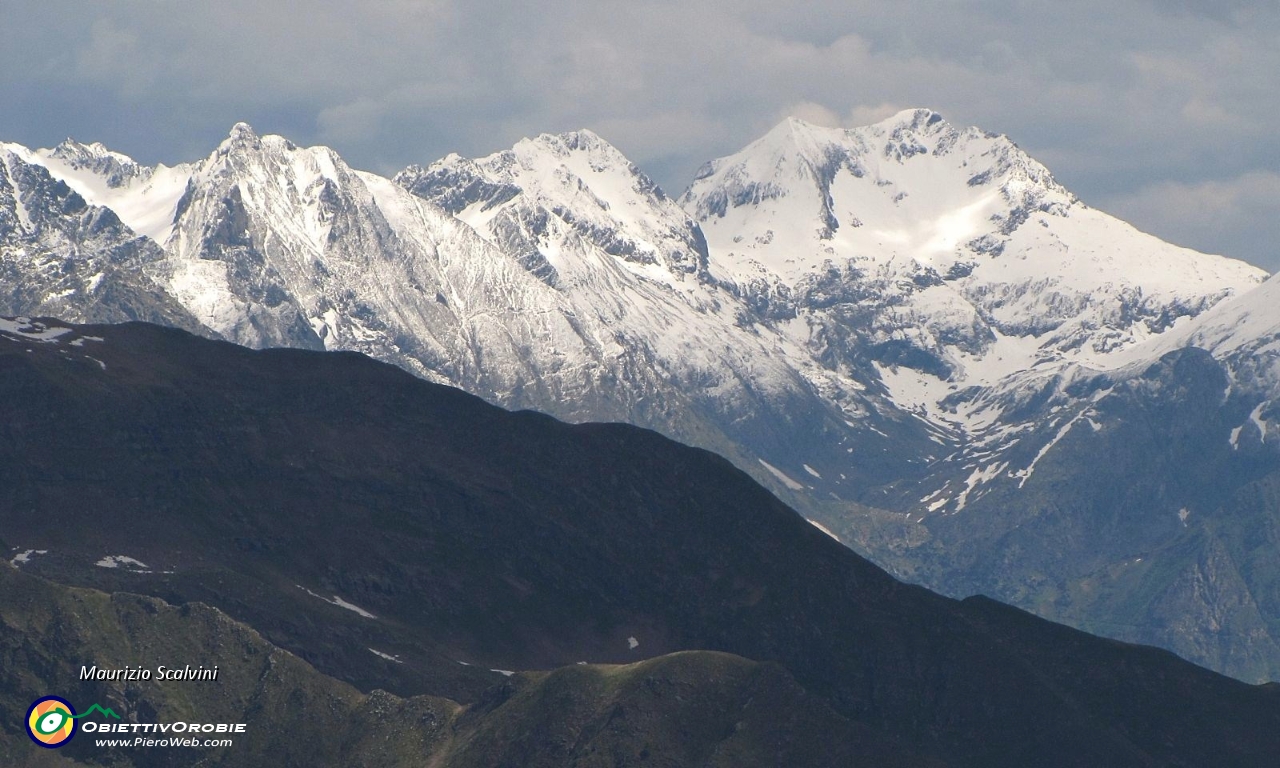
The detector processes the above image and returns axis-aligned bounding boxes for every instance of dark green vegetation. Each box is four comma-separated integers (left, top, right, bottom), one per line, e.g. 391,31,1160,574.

2,321,1280,766
0,563,903,768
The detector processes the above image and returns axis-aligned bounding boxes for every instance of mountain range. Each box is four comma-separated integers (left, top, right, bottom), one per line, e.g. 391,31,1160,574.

1,318,1278,767
1,109,1276,682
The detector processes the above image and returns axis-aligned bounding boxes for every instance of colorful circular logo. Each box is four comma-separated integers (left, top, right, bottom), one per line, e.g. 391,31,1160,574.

26,697,77,748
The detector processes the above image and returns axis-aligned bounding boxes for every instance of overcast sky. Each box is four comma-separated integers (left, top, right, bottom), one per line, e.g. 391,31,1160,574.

2,1,1276,271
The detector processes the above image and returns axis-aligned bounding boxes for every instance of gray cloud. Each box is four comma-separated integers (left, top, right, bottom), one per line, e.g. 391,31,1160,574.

1104,171,1280,269
2,0,1276,270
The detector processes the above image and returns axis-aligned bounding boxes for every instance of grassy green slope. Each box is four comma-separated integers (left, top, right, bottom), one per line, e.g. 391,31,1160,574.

0,563,915,768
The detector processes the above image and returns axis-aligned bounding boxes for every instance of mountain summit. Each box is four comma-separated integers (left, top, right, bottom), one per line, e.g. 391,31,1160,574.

684,109,1261,394
0,114,1275,682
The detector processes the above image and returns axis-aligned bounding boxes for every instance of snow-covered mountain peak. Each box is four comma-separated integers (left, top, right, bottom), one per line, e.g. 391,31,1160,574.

760,108,956,158
198,126,345,190
214,122,316,164
10,140,193,244
0,141,34,163
44,139,147,189
225,121,259,145
514,128,615,160
685,107,1260,295
680,110,1265,445
863,108,970,148
506,129,666,201
701,109,962,181
0,141,209,334
879,106,946,129
397,129,709,283
683,108,1068,247
171,130,379,269
688,116,853,202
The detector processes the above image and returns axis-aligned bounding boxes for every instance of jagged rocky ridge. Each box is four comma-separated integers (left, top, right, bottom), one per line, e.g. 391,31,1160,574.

0,111,1276,682
0,146,207,332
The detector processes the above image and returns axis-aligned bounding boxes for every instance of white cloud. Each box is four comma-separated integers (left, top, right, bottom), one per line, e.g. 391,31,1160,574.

0,1,1277,269
1105,171,1280,272
780,102,843,128
847,103,906,127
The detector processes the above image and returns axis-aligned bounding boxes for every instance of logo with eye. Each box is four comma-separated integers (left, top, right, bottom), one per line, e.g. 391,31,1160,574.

26,697,78,748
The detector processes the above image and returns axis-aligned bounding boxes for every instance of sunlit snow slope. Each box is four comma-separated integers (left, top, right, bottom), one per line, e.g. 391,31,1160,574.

4,110,1280,682
681,108,1267,513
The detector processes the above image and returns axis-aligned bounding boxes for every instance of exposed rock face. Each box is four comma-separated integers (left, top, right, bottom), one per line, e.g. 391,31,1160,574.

1,112,1276,683
0,147,207,332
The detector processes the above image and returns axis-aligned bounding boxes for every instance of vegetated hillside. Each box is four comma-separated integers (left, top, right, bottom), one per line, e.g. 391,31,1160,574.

0,564,903,768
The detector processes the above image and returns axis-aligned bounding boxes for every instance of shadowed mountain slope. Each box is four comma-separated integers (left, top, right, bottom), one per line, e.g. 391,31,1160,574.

4,116,1277,683
1,318,1278,766
0,563,905,768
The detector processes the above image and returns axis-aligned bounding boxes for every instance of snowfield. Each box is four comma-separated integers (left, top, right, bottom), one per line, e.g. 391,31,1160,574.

1,110,1272,517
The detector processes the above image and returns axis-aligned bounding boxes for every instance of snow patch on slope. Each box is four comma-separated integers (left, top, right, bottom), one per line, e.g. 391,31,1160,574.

1013,409,1093,488
758,459,805,490
9,549,48,566
96,555,150,571
297,585,378,619
807,519,841,542
32,141,194,244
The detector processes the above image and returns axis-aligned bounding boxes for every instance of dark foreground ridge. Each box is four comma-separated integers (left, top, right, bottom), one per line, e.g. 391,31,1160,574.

0,564,908,768
1,318,1278,767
